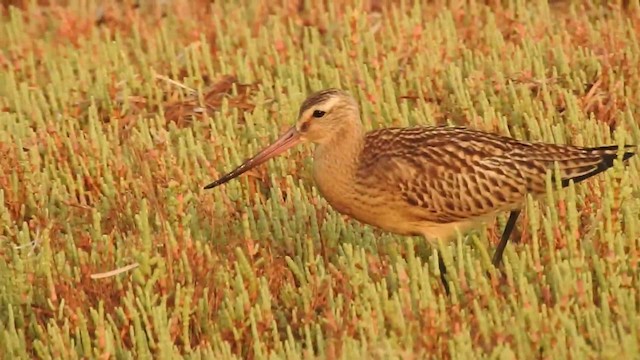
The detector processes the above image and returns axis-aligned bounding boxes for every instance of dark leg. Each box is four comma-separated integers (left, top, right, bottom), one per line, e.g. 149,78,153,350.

438,255,450,295
492,210,521,267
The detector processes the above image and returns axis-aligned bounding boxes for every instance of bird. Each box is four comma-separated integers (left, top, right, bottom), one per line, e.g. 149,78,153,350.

204,88,636,293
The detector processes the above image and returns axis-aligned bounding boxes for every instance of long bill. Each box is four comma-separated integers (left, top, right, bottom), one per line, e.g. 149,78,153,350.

203,126,302,190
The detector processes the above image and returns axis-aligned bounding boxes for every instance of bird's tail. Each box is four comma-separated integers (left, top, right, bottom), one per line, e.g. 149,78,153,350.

559,145,636,186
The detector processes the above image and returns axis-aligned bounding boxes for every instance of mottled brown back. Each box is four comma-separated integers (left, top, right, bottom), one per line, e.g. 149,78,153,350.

355,126,635,223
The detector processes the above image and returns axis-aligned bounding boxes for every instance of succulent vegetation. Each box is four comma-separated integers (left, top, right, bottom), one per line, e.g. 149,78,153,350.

1,1,639,359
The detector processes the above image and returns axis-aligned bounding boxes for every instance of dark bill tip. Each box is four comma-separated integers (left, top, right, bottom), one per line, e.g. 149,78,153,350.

203,182,217,190
203,126,301,191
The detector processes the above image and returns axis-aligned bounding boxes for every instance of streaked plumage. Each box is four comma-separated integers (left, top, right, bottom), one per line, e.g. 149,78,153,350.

205,88,636,292
346,126,635,239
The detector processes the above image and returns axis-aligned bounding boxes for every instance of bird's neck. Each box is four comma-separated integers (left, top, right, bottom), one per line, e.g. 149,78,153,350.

313,124,364,172
311,124,365,213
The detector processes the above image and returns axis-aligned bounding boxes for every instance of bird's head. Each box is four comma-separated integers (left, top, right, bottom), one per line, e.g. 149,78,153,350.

294,88,360,144
203,88,360,189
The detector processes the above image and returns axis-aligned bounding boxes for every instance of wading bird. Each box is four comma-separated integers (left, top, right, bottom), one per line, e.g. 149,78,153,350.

204,88,636,293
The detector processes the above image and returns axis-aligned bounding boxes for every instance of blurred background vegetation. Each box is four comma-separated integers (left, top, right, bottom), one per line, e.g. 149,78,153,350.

1,0,639,358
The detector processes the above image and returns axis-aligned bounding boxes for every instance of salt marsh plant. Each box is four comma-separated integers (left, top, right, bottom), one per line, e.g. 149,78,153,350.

1,1,639,359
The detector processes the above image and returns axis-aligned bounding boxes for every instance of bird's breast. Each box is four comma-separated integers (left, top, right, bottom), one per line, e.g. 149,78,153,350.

312,165,356,215
312,169,420,235
311,141,447,236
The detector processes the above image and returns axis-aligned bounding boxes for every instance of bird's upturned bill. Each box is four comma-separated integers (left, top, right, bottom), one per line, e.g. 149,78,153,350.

204,126,302,189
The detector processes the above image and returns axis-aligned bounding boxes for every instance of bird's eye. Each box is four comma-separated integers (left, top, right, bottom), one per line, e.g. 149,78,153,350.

312,110,326,118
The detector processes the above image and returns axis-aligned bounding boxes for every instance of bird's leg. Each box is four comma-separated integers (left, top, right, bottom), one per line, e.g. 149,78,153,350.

438,254,450,295
416,237,451,295
511,211,528,244
492,210,521,267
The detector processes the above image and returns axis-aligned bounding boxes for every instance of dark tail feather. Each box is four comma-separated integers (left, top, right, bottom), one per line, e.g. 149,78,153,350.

561,145,636,187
